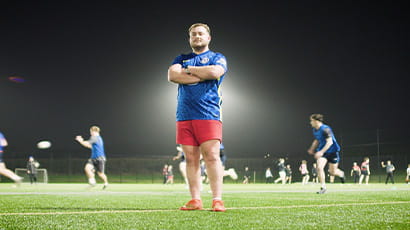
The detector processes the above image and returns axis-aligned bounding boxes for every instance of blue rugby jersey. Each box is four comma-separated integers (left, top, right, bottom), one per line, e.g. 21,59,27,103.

312,124,341,153
88,135,106,159
172,50,227,121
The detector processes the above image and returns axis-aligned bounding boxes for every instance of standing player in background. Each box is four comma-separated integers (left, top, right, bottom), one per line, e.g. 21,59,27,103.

285,164,292,184
359,157,370,185
265,167,273,183
166,165,174,184
381,160,395,184
168,23,227,212
75,126,109,189
299,160,310,185
0,131,23,186
26,156,39,184
243,166,251,184
350,162,361,184
307,114,345,194
162,164,168,184
406,164,410,184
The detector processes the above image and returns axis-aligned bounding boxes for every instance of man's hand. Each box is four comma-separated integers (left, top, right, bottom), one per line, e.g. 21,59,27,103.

75,136,83,142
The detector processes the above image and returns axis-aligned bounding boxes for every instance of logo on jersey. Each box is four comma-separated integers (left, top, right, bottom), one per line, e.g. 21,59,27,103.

200,58,209,64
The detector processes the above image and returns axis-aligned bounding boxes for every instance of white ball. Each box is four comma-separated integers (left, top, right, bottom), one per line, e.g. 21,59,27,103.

34,162,40,168
37,141,51,149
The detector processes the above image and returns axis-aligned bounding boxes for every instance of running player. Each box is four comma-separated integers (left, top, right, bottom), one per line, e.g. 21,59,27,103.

307,114,345,194
168,23,227,212
173,145,188,187
0,131,23,186
220,143,238,181
75,126,109,189
274,158,287,184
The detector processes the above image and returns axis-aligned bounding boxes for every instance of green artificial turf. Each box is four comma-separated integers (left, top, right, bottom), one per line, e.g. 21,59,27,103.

0,183,409,229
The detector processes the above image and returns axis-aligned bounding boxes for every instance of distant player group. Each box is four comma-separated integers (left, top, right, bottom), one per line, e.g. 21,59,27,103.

0,126,108,189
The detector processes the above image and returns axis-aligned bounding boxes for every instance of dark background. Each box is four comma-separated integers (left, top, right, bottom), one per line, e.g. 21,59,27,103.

1,1,409,163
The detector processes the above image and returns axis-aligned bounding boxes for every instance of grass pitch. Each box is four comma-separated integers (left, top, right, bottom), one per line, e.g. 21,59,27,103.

0,183,409,230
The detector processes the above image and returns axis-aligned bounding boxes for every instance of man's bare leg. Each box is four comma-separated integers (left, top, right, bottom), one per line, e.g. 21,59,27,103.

200,140,223,199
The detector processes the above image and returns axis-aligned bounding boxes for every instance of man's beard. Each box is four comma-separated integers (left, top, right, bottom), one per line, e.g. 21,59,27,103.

191,44,207,53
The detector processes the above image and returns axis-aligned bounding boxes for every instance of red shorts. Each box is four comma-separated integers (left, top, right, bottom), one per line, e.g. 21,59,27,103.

176,120,222,146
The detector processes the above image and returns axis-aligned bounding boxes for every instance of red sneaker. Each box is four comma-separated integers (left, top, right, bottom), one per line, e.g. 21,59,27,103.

180,199,203,211
212,200,226,212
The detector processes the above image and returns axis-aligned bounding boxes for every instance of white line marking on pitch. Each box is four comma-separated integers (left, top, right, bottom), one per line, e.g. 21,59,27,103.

0,201,409,216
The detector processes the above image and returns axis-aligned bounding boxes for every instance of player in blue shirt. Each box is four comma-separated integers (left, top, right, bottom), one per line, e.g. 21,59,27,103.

76,126,109,189
168,23,227,212
0,131,23,185
307,114,345,194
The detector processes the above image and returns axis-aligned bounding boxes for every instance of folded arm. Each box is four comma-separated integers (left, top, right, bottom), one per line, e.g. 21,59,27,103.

186,65,225,80
167,64,202,84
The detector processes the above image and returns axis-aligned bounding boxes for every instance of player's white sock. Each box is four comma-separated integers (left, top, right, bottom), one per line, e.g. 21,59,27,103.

89,178,96,185
213,197,222,201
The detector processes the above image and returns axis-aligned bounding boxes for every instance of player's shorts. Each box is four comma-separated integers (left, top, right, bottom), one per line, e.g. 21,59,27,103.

322,152,340,164
361,170,369,176
176,120,222,146
87,157,106,173
279,171,286,178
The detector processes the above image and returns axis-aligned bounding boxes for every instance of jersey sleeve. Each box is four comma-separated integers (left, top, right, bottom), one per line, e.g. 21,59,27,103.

323,127,333,139
171,55,184,65
212,53,228,72
87,136,98,144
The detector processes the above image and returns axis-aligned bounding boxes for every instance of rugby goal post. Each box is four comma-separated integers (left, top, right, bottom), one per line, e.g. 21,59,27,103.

14,168,49,184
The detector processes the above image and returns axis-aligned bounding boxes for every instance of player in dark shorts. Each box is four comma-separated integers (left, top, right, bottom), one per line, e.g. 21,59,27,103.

381,160,395,184
285,164,292,184
307,114,345,194
350,162,361,184
243,166,251,184
274,158,287,184
26,156,39,184
76,126,109,189
359,157,370,184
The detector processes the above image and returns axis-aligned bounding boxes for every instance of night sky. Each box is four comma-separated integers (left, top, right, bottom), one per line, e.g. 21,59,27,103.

1,1,409,158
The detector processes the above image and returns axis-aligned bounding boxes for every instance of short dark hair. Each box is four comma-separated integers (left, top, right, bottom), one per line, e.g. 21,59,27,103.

310,114,324,122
